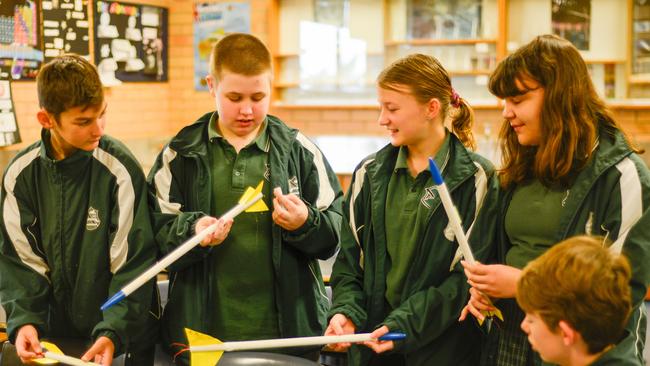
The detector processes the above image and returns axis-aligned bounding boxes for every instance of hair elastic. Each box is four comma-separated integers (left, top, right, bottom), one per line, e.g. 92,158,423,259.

450,89,461,108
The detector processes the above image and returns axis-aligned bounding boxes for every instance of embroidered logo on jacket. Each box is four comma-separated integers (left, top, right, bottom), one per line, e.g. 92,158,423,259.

264,163,271,181
288,176,300,195
420,186,437,209
86,207,101,231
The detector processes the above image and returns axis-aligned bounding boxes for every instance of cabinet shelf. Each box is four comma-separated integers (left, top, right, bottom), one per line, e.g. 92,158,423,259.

385,38,498,47
276,70,491,88
271,100,503,110
629,74,650,84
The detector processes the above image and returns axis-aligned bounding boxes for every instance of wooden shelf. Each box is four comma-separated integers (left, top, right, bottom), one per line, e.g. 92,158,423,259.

275,82,300,88
449,70,492,76
271,103,379,110
275,81,376,88
275,53,299,58
271,100,650,110
629,74,650,84
271,101,503,110
584,59,625,64
274,51,384,58
276,71,491,89
385,38,498,46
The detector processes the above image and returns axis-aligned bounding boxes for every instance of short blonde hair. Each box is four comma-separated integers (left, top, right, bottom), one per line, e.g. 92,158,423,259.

209,33,272,81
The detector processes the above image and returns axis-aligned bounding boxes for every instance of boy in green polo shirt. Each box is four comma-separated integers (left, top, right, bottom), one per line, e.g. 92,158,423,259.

516,236,640,366
148,33,343,365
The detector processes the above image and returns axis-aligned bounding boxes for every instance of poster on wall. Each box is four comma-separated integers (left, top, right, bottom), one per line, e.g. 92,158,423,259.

0,0,43,80
193,2,250,91
551,0,590,50
41,0,90,62
0,76,22,147
93,1,168,85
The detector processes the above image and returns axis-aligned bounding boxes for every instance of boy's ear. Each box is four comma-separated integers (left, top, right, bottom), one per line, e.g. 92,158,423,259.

558,320,578,346
205,74,217,97
37,109,55,129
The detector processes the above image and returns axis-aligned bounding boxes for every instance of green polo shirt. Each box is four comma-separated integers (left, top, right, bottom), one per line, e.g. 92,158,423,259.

384,134,450,309
504,180,566,269
206,114,279,340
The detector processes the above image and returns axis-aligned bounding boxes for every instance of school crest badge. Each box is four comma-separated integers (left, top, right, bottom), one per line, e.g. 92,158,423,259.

264,163,271,181
86,207,101,231
288,176,300,195
420,186,436,209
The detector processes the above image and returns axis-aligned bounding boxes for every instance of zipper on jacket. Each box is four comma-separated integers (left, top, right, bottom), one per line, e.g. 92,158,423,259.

56,167,74,311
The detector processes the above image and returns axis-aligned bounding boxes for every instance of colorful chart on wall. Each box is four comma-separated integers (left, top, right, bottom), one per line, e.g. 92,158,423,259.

93,1,168,85
552,0,590,50
41,0,90,62
0,0,43,80
0,75,22,147
193,2,250,91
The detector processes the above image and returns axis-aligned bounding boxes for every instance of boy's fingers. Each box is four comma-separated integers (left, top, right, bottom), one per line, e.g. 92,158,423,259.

273,198,290,218
459,305,470,321
275,193,299,212
101,353,113,366
285,193,304,206
273,187,283,197
469,262,490,275
467,303,485,322
331,320,344,335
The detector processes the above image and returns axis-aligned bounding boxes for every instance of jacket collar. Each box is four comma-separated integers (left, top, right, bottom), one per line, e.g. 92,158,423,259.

368,131,478,191
39,129,94,166
169,111,295,158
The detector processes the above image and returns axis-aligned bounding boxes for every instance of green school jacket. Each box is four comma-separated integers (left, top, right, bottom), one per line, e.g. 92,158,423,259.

0,131,160,353
484,126,650,366
148,112,343,363
329,132,499,366
591,331,643,366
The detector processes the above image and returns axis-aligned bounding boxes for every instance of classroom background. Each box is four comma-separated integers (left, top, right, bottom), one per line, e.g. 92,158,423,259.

0,0,649,364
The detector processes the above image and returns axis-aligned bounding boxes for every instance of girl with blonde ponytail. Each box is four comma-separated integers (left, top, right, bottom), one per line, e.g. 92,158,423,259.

325,53,499,366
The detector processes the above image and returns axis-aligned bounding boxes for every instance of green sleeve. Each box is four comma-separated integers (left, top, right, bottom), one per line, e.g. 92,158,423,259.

328,173,370,329
146,145,212,272
0,169,51,342
92,158,159,352
598,156,650,362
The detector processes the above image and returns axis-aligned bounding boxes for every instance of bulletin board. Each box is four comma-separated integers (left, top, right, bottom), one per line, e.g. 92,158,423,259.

0,77,22,147
0,0,43,80
93,1,168,85
41,0,90,62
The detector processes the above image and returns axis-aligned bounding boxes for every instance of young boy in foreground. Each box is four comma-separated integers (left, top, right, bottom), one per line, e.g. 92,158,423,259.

516,235,640,366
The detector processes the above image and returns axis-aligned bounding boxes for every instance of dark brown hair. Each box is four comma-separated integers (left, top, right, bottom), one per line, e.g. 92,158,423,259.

377,53,475,149
210,33,272,81
36,54,104,120
489,34,640,189
517,236,632,354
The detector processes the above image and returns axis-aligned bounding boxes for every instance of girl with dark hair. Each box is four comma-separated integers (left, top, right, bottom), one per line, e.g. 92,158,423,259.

461,34,650,366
